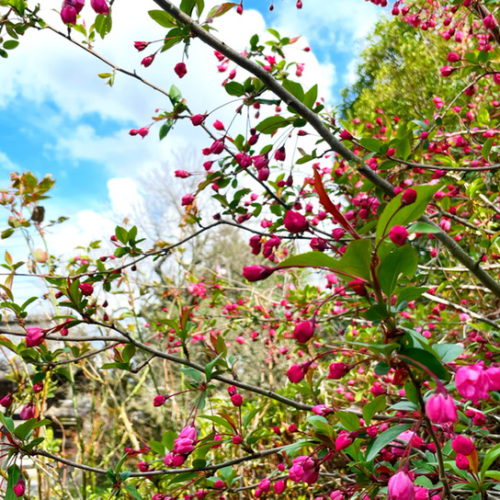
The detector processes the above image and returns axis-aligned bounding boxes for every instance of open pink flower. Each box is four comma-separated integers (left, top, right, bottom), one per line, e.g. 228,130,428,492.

455,364,489,403
425,393,457,424
288,455,319,485
26,327,45,347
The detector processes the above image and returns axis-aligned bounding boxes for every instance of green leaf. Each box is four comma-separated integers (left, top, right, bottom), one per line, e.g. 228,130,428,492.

148,9,177,27
433,343,464,363
14,418,51,440
123,485,143,500
397,286,427,304
3,40,19,50
395,136,411,160
480,444,500,476
363,395,386,425
399,347,450,381
408,222,442,234
360,137,382,153
121,344,136,363
180,0,196,14
481,138,493,159
115,226,128,244
376,184,441,243
255,115,290,134
374,361,390,375
378,244,419,296
365,423,411,462
94,13,112,38
307,415,333,436
278,239,372,281
0,412,15,433
159,120,174,140
282,79,304,101
224,81,245,96
6,464,21,500
336,411,360,431
303,84,318,109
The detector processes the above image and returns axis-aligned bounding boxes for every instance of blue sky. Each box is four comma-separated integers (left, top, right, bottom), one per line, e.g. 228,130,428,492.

0,0,382,258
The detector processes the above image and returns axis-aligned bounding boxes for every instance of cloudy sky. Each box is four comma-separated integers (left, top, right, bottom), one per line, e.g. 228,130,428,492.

0,0,383,267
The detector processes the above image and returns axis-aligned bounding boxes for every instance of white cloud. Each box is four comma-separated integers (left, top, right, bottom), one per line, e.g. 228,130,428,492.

273,0,381,54
0,151,18,172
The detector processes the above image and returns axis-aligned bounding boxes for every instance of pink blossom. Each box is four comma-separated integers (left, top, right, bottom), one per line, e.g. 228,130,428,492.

328,362,350,379
20,403,35,420
174,62,187,78
293,321,315,343
388,470,415,500
153,395,167,406
335,432,353,451
440,65,455,77
274,146,286,161
483,14,498,31
173,438,195,454
26,327,45,347
401,188,417,206
287,363,307,383
425,393,457,424
485,366,500,391
79,282,94,296
283,210,308,233
339,129,353,140
141,54,156,67
13,479,25,498
230,393,243,406
213,120,225,130
273,480,286,494
174,170,191,178
181,194,195,206
456,453,470,470
455,364,490,403
452,436,475,456
90,0,109,14
389,225,409,246
190,114,206,126
242,265,274,282
0,393,13,408
61,5,77,24
134,41,149,51
288,456,319,484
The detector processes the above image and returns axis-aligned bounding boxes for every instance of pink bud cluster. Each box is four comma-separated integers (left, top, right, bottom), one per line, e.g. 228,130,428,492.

163,425,197,467
60,0,109,25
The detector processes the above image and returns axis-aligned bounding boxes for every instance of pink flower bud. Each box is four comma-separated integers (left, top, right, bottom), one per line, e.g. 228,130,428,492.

328,362,350,379
181,193,195,206
440,65,455,77
79,282,94,296
213,120,225,130
227,385,237,396
289,456,319,485
0,393,13,408
455,364,490,403
485,366,500,391
137,127,149,138
210,139,225,154
153,395,167,406
483,13,498,30
190,114,206,126
141,54,156,67
293,321,315,343
455,453,470,470
13,479,25,498
242,265,274,282
134,41,149,51
348,278,368,296
335,432,353,451
425,393,457,424
401,188,417,206
388,470,415,500
174,62,187,78
447,52,460,62
273,479,286,494
60,5,77,24
452,436,475,456
230,393,243,406
287,363,307,383
26,327,45,347
340,129,353,140
174,170,191,178
20,403,35,420
274,146,286,161
91,0,109,14
389,225,409,246
214,480,226,489
232,434,243,445
283,210,308,233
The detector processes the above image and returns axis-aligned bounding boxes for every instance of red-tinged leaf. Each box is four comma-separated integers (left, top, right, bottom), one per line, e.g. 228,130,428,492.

206,2,238,21
313,167,358,239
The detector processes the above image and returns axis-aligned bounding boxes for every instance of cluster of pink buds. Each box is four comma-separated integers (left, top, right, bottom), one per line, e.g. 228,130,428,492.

60,0,109,25
288,455,319,484
227,385,243,406
163,425,197,467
